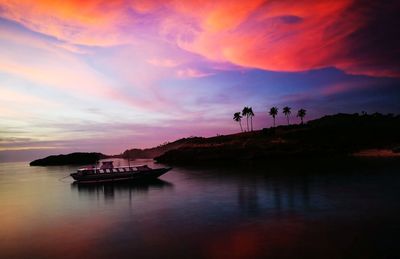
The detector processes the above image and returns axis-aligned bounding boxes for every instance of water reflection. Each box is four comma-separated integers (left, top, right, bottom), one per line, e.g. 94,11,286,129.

71,179,174,201
181,164,316,218
1,159,400,258
234,174,313,217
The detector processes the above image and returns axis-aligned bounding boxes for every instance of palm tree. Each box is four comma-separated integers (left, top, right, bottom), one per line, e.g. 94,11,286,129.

283,106,291,125
233,112,243,132
297,108,306,124
248,107,255,131
242,106,250,131
269,107,278,127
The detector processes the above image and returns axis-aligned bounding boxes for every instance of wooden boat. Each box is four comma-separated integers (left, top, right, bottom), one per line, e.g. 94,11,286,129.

70,161,172,183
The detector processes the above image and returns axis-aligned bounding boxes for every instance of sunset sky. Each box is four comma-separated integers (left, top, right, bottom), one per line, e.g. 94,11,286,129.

1,0,399,161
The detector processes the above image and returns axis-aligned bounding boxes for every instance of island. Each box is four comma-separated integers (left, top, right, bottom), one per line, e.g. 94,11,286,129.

30,152,108,166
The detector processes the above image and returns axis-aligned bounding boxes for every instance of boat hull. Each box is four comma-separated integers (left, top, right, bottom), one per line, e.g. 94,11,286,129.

70,167,171,183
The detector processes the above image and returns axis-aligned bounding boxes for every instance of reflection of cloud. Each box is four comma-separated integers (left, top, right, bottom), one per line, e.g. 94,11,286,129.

204,217,306,258
1,213,114,258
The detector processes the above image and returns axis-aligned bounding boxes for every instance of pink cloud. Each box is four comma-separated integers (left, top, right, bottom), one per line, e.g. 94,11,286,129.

176,68,214,78
175,1,361,72
0,0,397,77
0,25,181,115
0,87,59,108
147,58,180,68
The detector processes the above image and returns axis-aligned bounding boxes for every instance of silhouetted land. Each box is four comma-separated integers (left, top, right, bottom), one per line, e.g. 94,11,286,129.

30,152,107,166
30,113,400,166
154,113,400,164
121,138,199,160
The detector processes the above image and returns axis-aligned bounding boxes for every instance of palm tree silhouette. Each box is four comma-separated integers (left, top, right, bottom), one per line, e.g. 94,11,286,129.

269,107,278,127
297,108,306,124
283,106,291,125
248,107,255,131
242,107,250,131
233,112,243,132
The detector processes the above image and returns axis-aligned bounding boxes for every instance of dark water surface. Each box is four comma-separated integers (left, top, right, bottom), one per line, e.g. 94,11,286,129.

1,158,399,258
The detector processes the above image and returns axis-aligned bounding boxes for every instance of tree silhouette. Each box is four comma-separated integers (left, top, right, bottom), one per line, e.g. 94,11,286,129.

283,106,291,125
269,107,278,127
242,107,250,131
248,107,255,131
297,108,307,124
233,112,243,132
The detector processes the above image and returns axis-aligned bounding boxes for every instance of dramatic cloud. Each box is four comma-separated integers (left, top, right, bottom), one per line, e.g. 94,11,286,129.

1,0,398,76
174,0,400,77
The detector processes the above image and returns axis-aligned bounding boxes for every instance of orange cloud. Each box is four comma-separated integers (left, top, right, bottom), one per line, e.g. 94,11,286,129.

0,0,133,45
172,0,399,77
170,0,264,32
129,0,167,13
176,1,358,71
0,0,398,77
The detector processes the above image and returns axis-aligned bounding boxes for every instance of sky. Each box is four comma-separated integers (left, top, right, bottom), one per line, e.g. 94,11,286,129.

0,0,399,162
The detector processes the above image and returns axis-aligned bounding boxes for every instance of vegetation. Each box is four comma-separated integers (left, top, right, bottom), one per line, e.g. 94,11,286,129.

283,106,291,125
297,108,307,124
248,107,255,131
233,112,243,132
241,107,249,131
241,107,252,131
269,107,278,127
234,106,305,130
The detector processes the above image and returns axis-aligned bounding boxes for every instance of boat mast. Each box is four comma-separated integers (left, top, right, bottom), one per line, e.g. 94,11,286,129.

127,150,131,168
95,159,98,174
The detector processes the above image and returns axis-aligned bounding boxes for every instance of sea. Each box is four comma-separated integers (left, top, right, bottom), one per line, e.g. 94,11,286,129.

1,158,399,258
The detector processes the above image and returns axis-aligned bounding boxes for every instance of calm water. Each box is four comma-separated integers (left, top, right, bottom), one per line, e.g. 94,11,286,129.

1,158,399,258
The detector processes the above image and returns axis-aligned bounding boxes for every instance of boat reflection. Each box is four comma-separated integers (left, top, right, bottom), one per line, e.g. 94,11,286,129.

71,179,174,201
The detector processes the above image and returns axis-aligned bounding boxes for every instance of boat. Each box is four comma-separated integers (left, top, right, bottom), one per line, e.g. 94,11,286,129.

70,161,172,183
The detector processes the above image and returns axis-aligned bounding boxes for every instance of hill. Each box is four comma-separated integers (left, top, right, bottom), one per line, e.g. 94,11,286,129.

121,136,206,159
154,113,400,164
30,152,108,166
